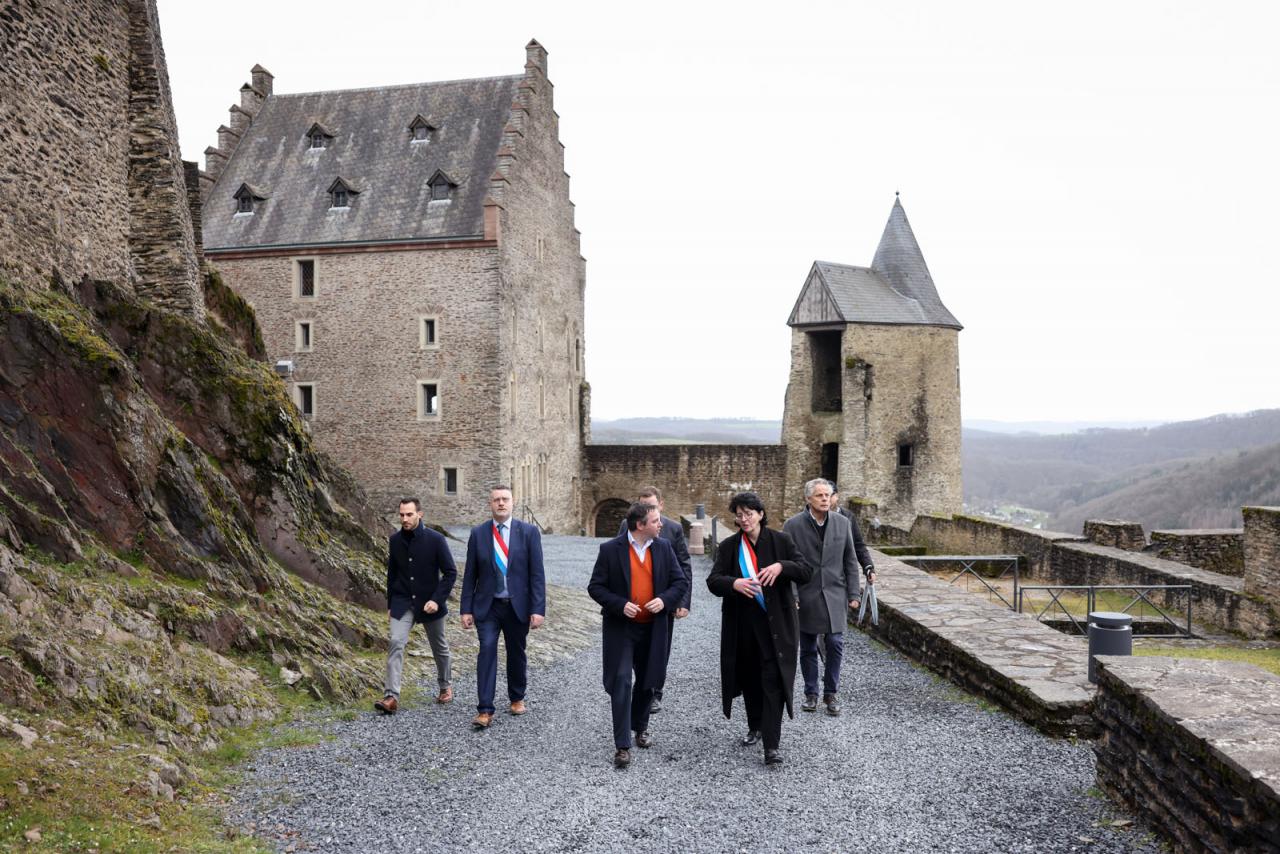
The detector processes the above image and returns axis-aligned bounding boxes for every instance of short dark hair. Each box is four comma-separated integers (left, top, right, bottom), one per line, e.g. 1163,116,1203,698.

637,486,662,502
490,485,513,495
626,502,657,531
398,497,421,511
728,491,767,527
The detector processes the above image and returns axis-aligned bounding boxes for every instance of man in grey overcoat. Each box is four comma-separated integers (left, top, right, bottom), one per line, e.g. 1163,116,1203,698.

782,478,875,716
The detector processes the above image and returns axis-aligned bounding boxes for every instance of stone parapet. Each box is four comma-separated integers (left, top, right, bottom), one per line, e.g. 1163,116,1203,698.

1093,656,1280,853
1053,541,1280,638
857,551,1095,737
908,514,1083,577
1149,529,1244,576
1083,519,1146,551
1244,507,1280,609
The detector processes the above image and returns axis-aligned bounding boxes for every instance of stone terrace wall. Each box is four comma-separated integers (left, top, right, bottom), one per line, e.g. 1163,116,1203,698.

1094,656,1280,853
583,444,787,535
908,514,1083,577
1244,506,1280,610
1149,529,1244,576
1083,519,1145,551
0,0,202,317
1054,541,1280,638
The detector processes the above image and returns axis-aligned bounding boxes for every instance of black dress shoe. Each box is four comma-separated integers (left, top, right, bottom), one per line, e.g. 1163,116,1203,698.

614,748,631,768
824,694,842,717
635,730,652,748
801,694,818,713
740,730,761,746
649,697,662,714
764,748,783,766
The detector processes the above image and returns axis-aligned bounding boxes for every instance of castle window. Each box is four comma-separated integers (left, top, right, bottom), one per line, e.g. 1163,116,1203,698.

418,381,440,419
419,316,439,349
443,467,458,495
821,443,839,483
295,383,315,418
306,122,335,150
427,169,456,202
232,182,268,215
898,443,915,468
295,320,313,352
408,115,437,143
295,259,316,298
327,177,359,210
808,330,843,413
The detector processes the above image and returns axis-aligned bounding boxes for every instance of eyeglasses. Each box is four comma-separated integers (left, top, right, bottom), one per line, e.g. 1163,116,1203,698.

733,510,760,520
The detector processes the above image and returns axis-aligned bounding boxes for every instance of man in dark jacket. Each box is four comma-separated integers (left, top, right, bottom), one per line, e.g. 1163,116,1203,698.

616,486,692,713
375,498,457,714
589,503,689,768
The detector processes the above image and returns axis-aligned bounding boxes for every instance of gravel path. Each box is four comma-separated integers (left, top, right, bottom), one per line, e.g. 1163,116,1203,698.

229,534,1159,853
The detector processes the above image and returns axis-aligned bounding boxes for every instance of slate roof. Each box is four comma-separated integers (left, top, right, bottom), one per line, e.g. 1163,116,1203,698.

788,199,962,329
204,75,520,251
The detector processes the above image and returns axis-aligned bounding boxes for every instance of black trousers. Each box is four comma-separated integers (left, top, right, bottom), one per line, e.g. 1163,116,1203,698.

608,620,656,749
654,614,676,699
737,613,784,751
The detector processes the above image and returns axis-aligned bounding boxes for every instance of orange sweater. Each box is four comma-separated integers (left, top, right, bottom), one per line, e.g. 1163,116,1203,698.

629,545,654,623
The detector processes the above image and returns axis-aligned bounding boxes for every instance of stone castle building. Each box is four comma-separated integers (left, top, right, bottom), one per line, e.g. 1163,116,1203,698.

198,44,961,532
200,42,588,530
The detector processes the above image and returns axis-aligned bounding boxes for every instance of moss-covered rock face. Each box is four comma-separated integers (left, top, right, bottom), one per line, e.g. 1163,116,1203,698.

0,272,392,750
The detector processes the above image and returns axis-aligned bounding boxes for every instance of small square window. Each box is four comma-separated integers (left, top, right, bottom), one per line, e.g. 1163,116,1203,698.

443,467,458,495
419,316,438,349
413,125,430,141
310,133,328,150
296,383,315,418
898,443,915,468
296,259,316,298
332,188,348,208
238,195,254,214
418,382,440,419
296,321,312,352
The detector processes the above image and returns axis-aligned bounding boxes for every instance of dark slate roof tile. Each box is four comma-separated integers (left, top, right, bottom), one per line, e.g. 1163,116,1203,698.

205,75,519,250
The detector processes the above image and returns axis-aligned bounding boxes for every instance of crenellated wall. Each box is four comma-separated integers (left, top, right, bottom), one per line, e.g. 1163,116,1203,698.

1149,528,1244,576
0,0,203,318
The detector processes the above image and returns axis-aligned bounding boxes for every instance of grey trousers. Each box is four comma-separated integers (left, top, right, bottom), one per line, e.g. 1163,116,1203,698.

384,611,452,698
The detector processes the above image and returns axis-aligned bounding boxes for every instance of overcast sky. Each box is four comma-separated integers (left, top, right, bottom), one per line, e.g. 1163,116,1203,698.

159,0,1279,424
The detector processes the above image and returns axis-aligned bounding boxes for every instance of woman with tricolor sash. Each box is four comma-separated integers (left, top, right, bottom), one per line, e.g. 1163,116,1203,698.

707,491,813,766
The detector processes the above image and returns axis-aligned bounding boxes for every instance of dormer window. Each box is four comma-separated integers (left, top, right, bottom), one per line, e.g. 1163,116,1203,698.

427,169,456,202
327,177,359,209
305,122,335,150
408,115,438,144
232,182,268,215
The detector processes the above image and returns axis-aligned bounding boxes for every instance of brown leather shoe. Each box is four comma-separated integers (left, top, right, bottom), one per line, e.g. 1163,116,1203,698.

471,712,493,729
509,700,527,715
436,686,453,704
374,695,398,715
613,748,631,768
634,730,652,749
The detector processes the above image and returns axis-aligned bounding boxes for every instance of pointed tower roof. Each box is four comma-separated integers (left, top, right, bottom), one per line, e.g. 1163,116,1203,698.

869,196,960,328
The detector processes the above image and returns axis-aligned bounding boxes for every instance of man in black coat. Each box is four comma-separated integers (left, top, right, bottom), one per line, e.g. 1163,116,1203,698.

375,498,457,714
616,485,692,713
589,503,689,768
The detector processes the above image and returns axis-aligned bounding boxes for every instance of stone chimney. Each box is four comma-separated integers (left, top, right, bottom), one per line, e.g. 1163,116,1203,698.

525,39,548,77
239,82,264,114
250,63,274,97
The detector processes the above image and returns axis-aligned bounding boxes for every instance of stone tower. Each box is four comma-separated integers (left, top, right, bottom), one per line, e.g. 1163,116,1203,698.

781,197,962,528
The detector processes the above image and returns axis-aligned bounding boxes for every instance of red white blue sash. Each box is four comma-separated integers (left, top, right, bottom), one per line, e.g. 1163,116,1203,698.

738,536,767,611
493,523,509,578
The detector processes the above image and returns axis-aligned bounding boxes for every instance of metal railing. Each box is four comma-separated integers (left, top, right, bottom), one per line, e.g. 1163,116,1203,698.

900,555,1021,610
517,502,547,534
1016,584,1194,636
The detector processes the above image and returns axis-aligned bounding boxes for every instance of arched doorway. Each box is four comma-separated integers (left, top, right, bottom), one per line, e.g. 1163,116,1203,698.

592,499,630,538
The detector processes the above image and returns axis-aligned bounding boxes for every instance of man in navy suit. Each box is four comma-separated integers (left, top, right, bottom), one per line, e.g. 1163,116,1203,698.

374,498,457,714
461,485,546,729
589,503,689,768
616,486,692,713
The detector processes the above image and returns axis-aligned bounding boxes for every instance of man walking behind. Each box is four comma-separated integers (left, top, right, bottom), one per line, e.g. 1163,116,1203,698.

782,479,874,716
616,486,692,713
589,503,689,768
375,498,456,714
461,486,546,730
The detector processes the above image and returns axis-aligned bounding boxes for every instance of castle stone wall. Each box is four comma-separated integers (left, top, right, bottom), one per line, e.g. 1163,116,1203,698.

584,444,787,535
1083,520,1146,551
1244,506,1280,610
0,0,202,317
908,514,1082,577
1149,529,1244,576
781,324,961,528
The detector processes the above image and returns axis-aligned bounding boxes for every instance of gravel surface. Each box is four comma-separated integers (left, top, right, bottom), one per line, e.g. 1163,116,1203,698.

229,534,1160,853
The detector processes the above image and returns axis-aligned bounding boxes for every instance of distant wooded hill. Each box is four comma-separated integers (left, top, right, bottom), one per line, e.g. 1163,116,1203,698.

963,410,1280,532
591,417,782,444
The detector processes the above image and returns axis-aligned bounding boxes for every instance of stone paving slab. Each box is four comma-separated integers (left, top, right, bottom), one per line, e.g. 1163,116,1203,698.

860,550,1096,736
